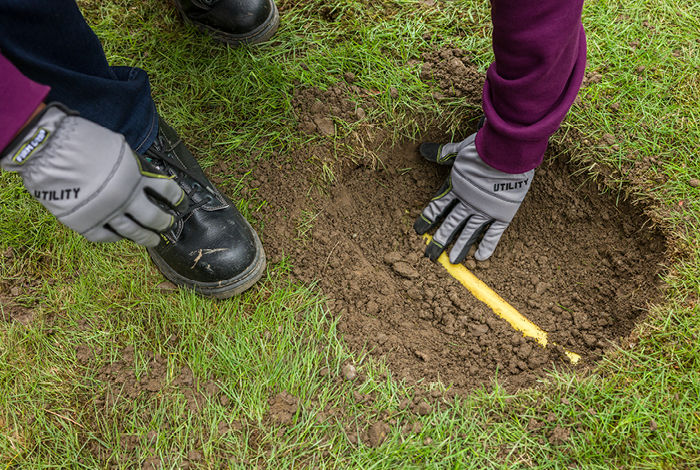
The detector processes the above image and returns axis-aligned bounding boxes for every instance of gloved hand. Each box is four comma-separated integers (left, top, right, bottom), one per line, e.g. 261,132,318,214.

414,133,534,263
1,103,188,247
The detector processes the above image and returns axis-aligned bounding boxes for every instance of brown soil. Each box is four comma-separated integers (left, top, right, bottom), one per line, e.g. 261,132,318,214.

239,49,667,395
267,391,299,426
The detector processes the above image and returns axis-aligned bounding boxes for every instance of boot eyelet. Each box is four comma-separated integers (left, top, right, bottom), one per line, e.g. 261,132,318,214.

204,195,214,204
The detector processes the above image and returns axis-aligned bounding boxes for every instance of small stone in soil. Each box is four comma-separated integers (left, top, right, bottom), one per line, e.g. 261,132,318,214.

156,281,178,292
313,116,335,136
342,364,357,381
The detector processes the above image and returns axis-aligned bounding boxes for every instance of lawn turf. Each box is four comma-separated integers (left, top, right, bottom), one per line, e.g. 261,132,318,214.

1,0,699,468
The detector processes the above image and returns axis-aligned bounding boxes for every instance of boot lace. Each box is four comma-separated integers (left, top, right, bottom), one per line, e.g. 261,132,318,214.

144,137,217,223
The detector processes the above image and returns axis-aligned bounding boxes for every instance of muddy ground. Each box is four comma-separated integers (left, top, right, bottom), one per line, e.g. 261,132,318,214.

237,48,667,394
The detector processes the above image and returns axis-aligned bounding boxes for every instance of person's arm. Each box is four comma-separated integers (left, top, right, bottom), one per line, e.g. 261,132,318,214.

0,51,50,152
1,52,188,246
415,0,586,262
476,0,587,174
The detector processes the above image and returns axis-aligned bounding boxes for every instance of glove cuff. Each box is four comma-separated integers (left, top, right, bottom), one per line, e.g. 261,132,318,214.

0,102,77,167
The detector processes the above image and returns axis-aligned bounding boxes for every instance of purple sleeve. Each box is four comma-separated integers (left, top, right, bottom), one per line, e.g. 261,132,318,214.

475,0,586,174
0,51,51,152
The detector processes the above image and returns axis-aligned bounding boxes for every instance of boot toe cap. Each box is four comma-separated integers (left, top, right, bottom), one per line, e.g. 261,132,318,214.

148,206,265,293
178,0,277,37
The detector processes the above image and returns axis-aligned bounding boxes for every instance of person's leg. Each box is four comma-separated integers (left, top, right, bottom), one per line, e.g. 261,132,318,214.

0,0,158,153
0,0,266,297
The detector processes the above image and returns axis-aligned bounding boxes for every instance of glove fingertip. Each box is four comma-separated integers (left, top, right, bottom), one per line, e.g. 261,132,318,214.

160,214,176,233
425,240,444,262
413,215,433,235
419,143,441,162
141,234,162,247
449,244,472,265
474,247,494,262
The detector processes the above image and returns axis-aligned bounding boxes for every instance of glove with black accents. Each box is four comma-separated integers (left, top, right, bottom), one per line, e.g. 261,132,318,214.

414,132,534,263
1,103,188,247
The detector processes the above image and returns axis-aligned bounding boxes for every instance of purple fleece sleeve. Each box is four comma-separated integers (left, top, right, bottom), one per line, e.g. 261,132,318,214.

475,0,586,174
0,51,50,152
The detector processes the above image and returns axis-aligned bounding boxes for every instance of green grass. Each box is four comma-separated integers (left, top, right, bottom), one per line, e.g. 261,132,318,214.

2,0,700,468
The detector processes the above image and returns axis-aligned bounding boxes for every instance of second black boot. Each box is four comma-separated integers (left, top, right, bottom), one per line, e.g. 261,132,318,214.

143,117,266,299
172,0,280,46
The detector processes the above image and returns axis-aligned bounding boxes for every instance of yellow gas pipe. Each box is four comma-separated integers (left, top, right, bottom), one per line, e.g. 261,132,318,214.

422,234,580,364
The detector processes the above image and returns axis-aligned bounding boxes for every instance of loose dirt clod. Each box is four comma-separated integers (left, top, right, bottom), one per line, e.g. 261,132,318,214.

416,402,432,416
393,262,419,279
368,421,391,447
268,392,299,426
548,425,570,445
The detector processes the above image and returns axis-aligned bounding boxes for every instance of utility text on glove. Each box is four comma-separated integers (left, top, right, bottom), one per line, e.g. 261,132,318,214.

493,179,529,192
33,188,81,201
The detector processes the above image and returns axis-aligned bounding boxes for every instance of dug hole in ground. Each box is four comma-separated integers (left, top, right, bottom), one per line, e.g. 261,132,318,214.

216,48,667,395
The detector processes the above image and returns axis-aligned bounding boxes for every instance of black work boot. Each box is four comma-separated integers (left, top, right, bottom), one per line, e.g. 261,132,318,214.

172,0,280,46
143,117,266,299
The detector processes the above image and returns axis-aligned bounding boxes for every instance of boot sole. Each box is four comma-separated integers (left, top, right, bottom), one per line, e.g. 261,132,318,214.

148,229,266,299
179,2,280,46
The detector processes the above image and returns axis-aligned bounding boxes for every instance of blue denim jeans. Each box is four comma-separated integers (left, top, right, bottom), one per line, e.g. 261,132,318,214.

0,0,158,153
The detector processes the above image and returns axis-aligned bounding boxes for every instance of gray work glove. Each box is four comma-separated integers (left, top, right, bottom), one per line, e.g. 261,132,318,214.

414,133,534,263
1,103,188,247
